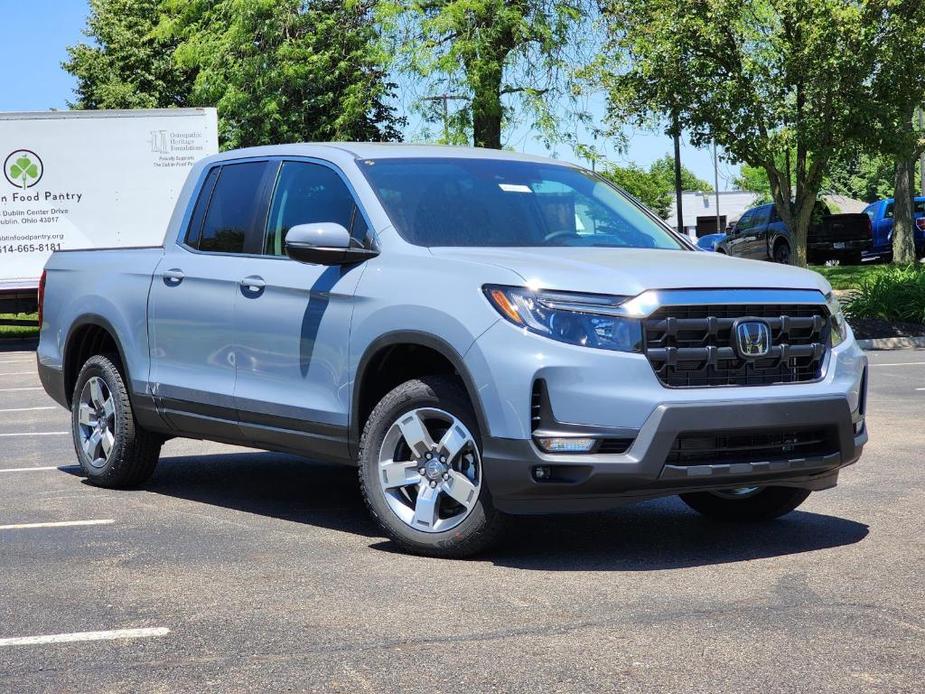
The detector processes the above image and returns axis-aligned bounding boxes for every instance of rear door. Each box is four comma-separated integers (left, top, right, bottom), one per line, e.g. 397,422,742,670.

148,159,271,438
231,159,370,460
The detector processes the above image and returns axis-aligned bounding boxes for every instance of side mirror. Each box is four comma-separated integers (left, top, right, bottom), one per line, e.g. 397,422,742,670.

284,222,378,265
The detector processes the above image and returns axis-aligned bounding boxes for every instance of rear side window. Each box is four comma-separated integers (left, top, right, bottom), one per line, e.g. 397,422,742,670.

264,161,365,256
197,161,267,253
184,167,220,248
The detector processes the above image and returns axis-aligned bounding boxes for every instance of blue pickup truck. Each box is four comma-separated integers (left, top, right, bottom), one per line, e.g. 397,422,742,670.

862,197,925,260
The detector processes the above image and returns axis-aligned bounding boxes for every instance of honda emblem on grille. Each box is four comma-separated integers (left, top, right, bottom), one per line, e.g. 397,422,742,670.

734,320,771,358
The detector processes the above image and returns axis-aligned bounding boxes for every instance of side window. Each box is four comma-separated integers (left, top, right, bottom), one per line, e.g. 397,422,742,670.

885,202,894,219
184,167,220,248
197,161,267,254
264,162,364,256
737,210,755,231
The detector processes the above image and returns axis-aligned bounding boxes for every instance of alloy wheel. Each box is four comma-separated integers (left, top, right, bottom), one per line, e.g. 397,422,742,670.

77,376,116,468
377,407,481,533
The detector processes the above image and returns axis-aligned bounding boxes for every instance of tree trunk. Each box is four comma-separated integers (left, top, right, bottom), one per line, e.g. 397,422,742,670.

893,156,917,264
470,61,504,149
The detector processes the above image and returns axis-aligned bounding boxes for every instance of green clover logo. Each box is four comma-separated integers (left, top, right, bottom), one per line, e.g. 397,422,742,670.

4,149,44,189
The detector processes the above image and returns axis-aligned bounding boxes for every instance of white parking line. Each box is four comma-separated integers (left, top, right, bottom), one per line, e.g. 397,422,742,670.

0,465,79,473
0,387,42,392
0,519,113,530
869,361,925,367
0,372,34,377
0,431,68,437
0,406,56,413
0,628,169,647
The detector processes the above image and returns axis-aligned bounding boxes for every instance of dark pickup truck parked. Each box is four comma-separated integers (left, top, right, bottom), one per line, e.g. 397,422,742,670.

718,201,872,265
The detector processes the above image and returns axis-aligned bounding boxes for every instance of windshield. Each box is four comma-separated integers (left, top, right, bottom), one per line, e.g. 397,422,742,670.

359,157,684,249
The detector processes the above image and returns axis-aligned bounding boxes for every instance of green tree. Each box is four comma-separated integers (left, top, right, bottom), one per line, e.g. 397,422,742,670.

164,0,404,148
860,3,925,263
599,155,711,218
597,0,897,266
64,0,193,109
66,0,403,148
380,0,595,149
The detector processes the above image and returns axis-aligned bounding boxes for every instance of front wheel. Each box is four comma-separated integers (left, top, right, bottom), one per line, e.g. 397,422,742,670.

679,486,811,521
358,376,505,558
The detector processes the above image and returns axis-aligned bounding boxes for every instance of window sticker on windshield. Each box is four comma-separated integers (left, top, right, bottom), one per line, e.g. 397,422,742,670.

498,183,533,193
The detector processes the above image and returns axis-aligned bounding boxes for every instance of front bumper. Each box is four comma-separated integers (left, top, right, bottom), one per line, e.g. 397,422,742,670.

483,396,866,514
465,301,868,514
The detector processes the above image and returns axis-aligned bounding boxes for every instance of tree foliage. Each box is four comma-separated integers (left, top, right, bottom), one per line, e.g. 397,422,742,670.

597,0,919,266
600,155,712,218
859,2,925,263
164,0,404,148
65,0,404,148
64,0,192,109
380,0,595,149
736,152,898,205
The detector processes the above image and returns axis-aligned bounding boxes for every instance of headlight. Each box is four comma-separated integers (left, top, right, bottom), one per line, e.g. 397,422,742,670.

825,292,848,347
483,285,643,352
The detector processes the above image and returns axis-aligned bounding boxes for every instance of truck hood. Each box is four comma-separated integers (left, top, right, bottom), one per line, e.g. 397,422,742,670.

428,247,831,296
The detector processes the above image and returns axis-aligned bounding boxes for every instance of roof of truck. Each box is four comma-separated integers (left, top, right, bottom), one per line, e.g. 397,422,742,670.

202,142,577,166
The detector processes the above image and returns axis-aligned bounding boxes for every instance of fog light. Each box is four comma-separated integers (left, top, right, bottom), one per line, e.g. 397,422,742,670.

535,437,596,453
533,466,552,480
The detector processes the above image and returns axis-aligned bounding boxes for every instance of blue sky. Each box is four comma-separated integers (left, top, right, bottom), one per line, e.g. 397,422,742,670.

2,0,738,188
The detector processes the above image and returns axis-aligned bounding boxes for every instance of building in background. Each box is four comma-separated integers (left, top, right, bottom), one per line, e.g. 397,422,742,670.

664,190,758,238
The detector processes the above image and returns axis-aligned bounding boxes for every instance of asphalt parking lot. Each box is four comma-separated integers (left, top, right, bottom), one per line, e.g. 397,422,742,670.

0,345,923,693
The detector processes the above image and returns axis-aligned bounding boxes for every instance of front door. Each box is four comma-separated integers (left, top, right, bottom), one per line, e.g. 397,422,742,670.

232,160,370,460
149,159,270,439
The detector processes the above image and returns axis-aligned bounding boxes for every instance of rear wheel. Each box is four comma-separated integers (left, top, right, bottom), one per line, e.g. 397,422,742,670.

679,486,811,521
772,241,791,264
71,354,161,488
358,376,505,558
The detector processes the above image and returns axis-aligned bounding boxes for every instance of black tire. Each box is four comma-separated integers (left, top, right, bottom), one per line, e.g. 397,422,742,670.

841,252,863,266
772,240,791,264
679,486,811,521
358,375,505,558
70,354,161,488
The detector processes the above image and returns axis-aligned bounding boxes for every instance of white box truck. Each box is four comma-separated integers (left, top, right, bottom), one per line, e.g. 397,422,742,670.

0,108,218,321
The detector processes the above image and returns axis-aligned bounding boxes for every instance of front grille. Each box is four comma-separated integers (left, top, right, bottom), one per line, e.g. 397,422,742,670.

666,427,838,466
644,304,829,387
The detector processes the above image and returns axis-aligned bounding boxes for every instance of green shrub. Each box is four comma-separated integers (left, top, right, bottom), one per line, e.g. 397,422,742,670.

842,265,925,324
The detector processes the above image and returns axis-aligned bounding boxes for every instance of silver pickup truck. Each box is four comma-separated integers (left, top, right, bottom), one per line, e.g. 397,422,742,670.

37,144,869,557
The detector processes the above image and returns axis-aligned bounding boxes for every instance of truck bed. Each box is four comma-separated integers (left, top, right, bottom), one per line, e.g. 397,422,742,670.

37,247,166,401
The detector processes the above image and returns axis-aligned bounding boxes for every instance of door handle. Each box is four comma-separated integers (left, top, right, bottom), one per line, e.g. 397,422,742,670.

239,276,266,294
162,269,184,286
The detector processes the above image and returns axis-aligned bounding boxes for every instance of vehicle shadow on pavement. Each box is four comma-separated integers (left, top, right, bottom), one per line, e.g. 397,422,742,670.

0,339,37,353
81,452,869,569
476,499,870,571
119,451,381,538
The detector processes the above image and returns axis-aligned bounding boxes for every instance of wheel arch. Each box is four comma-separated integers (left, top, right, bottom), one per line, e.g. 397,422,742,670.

351,331,489,458
63,314,131,407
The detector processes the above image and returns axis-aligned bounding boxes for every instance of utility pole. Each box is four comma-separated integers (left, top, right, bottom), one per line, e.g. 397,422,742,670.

671,116,684,235
713,140,722,232
422,94,469,143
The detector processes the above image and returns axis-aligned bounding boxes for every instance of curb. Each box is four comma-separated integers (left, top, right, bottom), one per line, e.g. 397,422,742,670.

856,336,925,350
